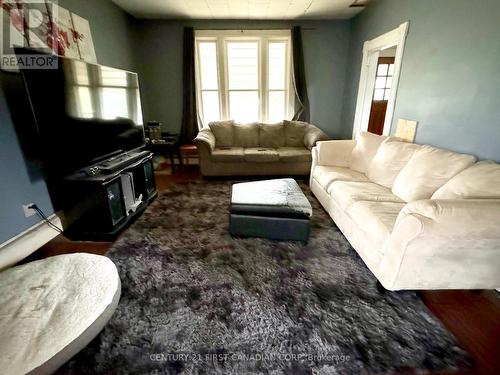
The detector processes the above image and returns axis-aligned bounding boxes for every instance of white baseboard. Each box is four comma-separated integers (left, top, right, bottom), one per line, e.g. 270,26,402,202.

0,213,63,270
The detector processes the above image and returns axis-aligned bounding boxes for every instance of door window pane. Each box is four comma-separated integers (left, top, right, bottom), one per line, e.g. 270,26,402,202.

388,64,395,76
373,89,385,101
202,91,220,124
385,76,393,89
377,64,388,76
229,91,259,123
375,77,386,89
383,90,391,100
268,42,286,90
268,91,285,123
227,42,258,90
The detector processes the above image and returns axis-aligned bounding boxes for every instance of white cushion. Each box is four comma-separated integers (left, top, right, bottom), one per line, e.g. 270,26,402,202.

209,120,234,147
368,139,421,188
347,201,406,251
350,132,388,174
392,145,476,202
330,181,403,211
312,166,369,191
316,140,356,167
0,253,120,375
432,161,500,199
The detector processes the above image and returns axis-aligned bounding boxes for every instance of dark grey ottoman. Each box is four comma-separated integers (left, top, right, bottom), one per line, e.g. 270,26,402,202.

230,179,312,242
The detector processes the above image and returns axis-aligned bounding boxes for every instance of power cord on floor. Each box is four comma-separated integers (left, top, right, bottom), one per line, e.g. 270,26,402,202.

29,204,64,234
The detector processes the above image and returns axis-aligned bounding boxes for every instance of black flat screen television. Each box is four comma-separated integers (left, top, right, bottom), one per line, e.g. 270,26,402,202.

16,48,145,175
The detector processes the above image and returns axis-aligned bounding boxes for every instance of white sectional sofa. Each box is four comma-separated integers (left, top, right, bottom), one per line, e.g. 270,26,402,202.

310,132,500,290
195,120,328,176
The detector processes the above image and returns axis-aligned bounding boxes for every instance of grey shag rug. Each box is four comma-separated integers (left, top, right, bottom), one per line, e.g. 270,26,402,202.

61,181,471,375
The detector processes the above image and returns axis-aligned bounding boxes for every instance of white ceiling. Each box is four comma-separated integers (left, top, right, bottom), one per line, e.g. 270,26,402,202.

112,0,367,20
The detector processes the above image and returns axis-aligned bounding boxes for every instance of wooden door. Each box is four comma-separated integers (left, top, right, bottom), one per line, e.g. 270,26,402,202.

368,57,395,135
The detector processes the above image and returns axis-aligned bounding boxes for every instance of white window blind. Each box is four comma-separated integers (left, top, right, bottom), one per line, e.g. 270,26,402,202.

195,30,291,126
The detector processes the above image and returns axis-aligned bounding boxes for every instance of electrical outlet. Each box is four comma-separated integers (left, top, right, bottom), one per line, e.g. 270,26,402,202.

23,203,36,218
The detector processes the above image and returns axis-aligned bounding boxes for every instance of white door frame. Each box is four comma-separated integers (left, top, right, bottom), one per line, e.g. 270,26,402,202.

352,22,409,139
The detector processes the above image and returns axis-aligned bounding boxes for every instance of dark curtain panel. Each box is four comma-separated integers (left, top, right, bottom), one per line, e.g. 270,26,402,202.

180,27,198,144
291,26,310,122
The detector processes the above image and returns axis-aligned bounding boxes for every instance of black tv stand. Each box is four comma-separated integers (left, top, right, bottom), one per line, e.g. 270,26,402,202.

59,151,157,240
96,150,150,174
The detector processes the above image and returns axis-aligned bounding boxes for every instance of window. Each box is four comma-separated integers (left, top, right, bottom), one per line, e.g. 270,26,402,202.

227,41,259,123
197,42,220,125
195,30,292,125
373,61,394,101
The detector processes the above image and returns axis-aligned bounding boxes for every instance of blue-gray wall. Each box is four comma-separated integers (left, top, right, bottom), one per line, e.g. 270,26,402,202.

342,0,500,161
0,0,136,243
132,19,350,137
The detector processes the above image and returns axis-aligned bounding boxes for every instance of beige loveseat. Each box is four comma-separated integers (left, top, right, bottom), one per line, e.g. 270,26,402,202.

310,132,500,290
194,120,328,176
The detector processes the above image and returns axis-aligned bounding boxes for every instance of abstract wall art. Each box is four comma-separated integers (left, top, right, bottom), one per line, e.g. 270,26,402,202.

0,0,97,71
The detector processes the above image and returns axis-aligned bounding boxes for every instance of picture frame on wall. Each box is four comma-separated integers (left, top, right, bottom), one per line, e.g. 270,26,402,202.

71,12,97,64
24,0,52,51
0,0,97,72
1,0,28,72
48,3,80,59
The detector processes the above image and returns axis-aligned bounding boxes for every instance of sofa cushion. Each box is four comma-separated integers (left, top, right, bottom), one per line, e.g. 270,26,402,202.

209,120,234,147
312,166,369,191
234,123,260,148
347,201,406,251
244,148,279,162
259,122,285,148
392,145,477,202
330,181,404,211
284,120,308,147
278,147,311,163
211,147,245,162
350,132,388,174
368,139,421,188
432,161,500,199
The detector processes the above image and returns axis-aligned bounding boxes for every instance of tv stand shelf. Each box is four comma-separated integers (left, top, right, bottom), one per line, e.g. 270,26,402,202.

59,151,157,240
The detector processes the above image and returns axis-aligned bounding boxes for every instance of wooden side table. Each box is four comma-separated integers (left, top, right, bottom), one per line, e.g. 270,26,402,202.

179,144,199,169
146,135,181,172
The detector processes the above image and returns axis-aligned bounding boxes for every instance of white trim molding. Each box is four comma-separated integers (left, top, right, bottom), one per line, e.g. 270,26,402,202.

352,22,410,139
0,213,63,270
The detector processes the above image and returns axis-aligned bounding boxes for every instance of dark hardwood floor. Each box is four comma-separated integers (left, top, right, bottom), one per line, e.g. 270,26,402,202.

28,163,500,375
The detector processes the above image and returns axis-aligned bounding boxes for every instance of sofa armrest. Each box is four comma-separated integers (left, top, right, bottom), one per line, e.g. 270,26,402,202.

194,128,215,153
378,199,500,290
316,140,356,167
395,199,500,235
304,125,329,150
